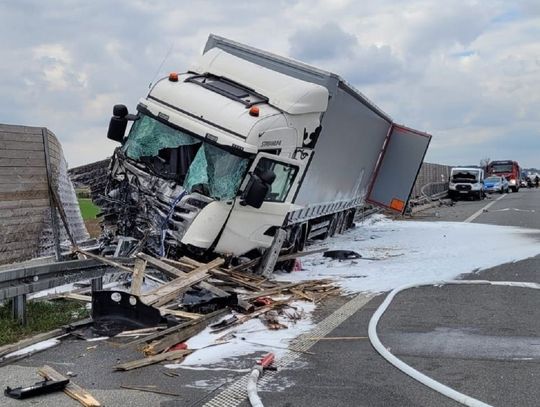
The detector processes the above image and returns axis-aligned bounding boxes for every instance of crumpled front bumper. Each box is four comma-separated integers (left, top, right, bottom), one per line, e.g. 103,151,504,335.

101,150,212,256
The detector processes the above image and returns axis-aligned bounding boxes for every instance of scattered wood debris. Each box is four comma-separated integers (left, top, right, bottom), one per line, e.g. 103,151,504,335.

114,349,192,371
32,248,338,375
120,384,180,397
38,365,101,407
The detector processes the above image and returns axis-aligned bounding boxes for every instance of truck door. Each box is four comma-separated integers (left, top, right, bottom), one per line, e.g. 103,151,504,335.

367,124,431,214
214,153,304,255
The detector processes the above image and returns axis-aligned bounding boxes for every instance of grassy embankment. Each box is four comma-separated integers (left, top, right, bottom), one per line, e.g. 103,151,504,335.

0,191,98,346
0,300,89,346
77,190,101,237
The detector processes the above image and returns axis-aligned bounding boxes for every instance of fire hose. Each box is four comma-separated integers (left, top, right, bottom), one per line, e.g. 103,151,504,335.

368,280,540,407
247,353,275,407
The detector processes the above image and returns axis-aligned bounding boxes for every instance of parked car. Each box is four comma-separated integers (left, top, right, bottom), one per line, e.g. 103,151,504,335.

484,176,509,194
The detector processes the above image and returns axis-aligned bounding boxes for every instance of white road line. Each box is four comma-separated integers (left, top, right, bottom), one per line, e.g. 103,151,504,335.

463,194,507,223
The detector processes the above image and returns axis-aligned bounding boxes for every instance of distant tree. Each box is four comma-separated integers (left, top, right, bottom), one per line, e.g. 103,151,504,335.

479,157,491,170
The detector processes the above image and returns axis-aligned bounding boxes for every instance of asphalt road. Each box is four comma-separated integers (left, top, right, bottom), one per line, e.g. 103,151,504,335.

420,187,540,229
1,189,539,406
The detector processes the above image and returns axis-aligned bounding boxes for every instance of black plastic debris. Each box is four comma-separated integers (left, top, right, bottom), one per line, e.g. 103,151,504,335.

4,379,69,399
323,250,362,260
182,289,236,314
92,291,163,336
210,315,239,332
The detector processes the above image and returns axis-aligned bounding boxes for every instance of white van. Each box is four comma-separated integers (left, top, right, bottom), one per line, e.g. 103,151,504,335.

448,167,485,200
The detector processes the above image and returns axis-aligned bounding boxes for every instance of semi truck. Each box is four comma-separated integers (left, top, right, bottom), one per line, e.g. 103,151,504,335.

487,160,521,192
102,34,431,261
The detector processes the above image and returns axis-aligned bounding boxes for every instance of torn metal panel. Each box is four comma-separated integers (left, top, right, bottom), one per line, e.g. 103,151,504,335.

101,150,213,257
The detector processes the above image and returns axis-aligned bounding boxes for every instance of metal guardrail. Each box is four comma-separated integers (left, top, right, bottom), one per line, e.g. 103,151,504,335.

0,258,135,301
0,257,135,323
409,182,449,207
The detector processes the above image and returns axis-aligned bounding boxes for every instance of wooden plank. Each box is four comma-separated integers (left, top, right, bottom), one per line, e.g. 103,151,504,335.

0,149,45,159
244,282,307,301
0,228,44,245
76,249,134,274
0,174,48,185
38,365,101,407
139,254,229,297
0,206,47,219
119,385,180,397
60,293,92,302
0,190,49,201
159,308,203,320
0,140,44,151
0,124,43,135
143,309,227,356
141,258,224,307
0,329,64,358
0,132,43,143
0,183,48,193
208,269,262,291
131,258,147,296
0,248,39,264
0,214,47,227
0,198,49,209
122,308,225,349
0,166,46,176
114,349,192,371
159,257,195,272
0,239,41,253
0,157,46,167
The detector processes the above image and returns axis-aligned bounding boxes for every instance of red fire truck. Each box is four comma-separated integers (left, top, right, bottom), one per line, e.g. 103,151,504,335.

487,160,521,192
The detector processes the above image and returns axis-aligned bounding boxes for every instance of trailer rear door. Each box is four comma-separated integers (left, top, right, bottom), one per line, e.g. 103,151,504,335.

367,125,431,214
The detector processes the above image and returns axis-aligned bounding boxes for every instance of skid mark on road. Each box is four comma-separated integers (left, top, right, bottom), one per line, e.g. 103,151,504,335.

464,194,506,223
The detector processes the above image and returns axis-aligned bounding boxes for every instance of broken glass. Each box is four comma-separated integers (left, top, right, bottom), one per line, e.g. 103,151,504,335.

123,114,250,201
123,115,200,160
184,143,249,200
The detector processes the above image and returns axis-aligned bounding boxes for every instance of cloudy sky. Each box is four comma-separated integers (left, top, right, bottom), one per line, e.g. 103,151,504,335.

1,0,539,168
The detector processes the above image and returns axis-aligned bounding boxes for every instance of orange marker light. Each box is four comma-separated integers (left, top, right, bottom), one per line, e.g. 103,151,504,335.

249,106,260,117
169,72,178,82
390,198,405,212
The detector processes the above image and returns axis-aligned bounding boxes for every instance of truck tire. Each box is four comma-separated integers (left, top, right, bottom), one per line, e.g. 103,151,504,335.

511,186,518,193
344,209,356,231
327,214,338,238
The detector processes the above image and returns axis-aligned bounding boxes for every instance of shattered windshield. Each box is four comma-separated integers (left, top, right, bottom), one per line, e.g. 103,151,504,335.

123,114,250,200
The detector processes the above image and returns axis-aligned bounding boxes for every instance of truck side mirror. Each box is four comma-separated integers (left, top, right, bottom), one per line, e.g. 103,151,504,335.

107,104,137,143
241,174,270,209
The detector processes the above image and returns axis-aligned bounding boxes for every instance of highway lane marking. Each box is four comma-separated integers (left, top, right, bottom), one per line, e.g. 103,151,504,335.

463,194,507,223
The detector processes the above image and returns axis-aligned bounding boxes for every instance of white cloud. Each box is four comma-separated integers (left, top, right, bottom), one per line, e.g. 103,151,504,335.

0,1,538,168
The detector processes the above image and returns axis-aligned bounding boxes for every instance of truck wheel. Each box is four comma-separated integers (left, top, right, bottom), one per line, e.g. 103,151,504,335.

344,209,356,230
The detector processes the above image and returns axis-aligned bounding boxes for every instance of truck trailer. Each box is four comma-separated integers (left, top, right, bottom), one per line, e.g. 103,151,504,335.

101,34,431,261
